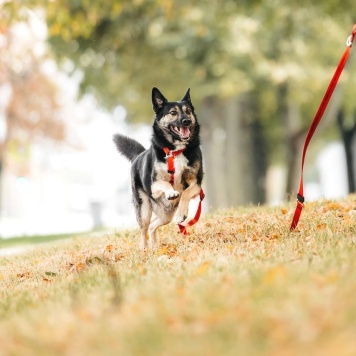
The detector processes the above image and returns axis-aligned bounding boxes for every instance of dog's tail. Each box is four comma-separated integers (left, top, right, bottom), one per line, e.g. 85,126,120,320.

113,134,146,162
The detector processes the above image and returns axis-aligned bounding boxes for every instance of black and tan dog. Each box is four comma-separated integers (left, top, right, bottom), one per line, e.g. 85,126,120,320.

113,87,203,249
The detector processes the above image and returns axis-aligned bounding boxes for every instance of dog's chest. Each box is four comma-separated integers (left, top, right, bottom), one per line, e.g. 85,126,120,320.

172,154,189,177
156,154,189,186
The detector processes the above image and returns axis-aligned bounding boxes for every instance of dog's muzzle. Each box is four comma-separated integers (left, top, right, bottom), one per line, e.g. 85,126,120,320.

170,122,191,140
182,118,192,127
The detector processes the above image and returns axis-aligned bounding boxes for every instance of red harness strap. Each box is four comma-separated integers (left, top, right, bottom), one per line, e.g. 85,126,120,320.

163,147,205,234
290,24,356,231
163,147,186,185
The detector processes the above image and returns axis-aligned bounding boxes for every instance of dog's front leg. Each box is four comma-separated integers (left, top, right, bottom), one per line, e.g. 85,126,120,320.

151,180,179,200
174,181,201,223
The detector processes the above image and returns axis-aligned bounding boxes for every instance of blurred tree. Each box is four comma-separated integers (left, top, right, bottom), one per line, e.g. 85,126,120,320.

0,15,65,214
337,110,356,193
3,0,356,206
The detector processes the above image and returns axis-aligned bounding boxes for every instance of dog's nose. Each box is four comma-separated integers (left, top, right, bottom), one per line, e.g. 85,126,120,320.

182,118,192,127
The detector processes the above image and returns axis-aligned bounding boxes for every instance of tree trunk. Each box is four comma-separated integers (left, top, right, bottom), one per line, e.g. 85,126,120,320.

200,92,268,209
200,96,228,209
337,110,356,193
277,83,306,199
225,97,247,206
225,94,267,205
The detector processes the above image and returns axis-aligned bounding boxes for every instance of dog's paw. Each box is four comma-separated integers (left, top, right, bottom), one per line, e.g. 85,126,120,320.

165,189,180,200
174,211,188,224
139,240,148,251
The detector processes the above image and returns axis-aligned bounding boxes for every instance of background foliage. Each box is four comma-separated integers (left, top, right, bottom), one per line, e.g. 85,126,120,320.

2,0,356,207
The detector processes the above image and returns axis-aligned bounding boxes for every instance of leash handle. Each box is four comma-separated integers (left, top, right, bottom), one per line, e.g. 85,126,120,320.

178,189,205,235
290,24,356,231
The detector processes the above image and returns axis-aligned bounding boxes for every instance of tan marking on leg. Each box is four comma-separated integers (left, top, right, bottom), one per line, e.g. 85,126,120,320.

174,181,201,223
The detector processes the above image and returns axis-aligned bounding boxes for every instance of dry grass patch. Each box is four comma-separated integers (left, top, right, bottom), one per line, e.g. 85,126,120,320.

0,195,355,355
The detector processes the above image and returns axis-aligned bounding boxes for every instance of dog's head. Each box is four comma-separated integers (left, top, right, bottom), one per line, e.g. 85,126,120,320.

152,87,198,147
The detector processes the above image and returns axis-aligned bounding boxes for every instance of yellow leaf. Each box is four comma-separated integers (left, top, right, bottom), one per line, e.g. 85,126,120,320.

317,223,326,230
75,263,86,272
17,272,30,279
176,286,185,296
114,253,125,262
137,263,146,276
158,247,168,256
195,261,211,276
105,244,114,252
263,265,287,285
158,244,177,257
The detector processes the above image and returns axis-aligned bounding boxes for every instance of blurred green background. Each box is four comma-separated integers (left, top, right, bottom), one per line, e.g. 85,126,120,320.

0,0,355,237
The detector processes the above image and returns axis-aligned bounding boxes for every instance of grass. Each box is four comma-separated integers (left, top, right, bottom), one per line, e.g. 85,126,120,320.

0,195,355,355
0,232,88,249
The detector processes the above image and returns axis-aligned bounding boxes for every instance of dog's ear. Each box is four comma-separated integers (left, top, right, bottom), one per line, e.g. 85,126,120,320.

181,88,195,110
152,87,168,113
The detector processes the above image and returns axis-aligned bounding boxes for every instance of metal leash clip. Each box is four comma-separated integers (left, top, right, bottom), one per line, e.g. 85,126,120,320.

346,35,353,47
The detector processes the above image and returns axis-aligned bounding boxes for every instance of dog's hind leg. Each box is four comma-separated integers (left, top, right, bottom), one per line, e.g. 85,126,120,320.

135,191,152,250
148,212,173,249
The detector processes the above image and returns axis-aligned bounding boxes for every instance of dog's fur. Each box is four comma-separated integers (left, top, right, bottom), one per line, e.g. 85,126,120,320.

113,87,203,249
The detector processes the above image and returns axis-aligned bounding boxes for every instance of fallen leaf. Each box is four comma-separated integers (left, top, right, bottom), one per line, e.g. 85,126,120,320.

158,244,177,257
267,234,280,240
137,263,146,275
114,253,125,262
263,265,287,285
195,261,211,276
75,263,86,272
316,223,326,230
87,256,102,264
17,272,30,279
45,271,57,276
105,244,114,252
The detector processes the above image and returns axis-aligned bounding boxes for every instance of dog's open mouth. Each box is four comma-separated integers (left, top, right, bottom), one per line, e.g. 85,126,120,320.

170,125,191,140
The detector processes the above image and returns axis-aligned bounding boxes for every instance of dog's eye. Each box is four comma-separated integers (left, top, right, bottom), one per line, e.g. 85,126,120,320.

169,110,178,116
185,108,191,115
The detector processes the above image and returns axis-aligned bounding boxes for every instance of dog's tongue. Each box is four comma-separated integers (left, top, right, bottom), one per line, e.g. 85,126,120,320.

180,127,190,138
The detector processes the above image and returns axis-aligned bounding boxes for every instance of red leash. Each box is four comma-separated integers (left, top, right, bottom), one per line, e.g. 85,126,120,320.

290,24,356,231
163,147,205,234
178,189,205,235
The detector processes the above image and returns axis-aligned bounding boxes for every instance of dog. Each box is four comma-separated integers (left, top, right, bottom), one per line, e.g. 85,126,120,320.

113,87,203,249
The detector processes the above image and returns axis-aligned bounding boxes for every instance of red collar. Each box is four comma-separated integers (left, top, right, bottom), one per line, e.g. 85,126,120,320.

163,147,185,185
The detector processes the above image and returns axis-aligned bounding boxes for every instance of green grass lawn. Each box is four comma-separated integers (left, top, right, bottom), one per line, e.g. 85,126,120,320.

0,195,355,355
